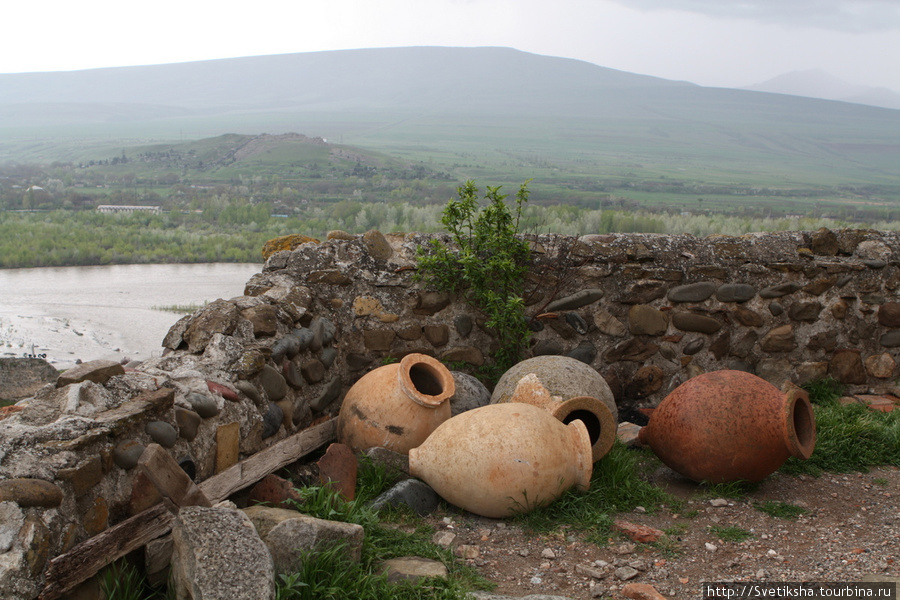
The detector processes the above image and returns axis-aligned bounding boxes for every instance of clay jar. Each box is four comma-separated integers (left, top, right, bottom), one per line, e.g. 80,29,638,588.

638,370,816,483
491,355,618,422
337,353,455,454
408,402,592,518
501,372,617,462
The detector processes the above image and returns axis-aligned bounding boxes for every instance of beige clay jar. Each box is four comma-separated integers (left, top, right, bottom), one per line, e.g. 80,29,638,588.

498,372,617,462
408,402,592,518
337,353,455,454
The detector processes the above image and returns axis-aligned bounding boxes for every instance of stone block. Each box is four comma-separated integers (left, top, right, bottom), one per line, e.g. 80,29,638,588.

172,506,275,600
56,359,125,387
243,505,364,574
216,422,241,473
137,443,211,508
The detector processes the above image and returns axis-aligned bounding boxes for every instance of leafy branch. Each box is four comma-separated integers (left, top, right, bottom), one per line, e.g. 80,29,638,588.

416,180,533,376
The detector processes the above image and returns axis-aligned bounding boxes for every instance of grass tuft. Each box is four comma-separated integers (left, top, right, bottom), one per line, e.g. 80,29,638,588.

514,442,671,543
708,525,754,542
753,500,808,519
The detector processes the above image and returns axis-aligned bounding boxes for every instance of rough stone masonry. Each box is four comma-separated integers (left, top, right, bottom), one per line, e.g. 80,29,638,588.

2,227,900,598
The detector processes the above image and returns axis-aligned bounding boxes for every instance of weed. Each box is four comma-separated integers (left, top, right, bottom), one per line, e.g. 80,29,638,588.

514,442,671,542
700,480,758,499
664,523,689,536
802,377,845,405
650,535,683,558
416,180,533,376
780,399,900,475
708,525,754,542
99,558,167,600
753,500,808,519
284,481,492,598
873,477,889,486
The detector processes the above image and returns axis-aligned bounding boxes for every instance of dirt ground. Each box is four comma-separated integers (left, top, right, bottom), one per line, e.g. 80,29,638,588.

421,462,900,600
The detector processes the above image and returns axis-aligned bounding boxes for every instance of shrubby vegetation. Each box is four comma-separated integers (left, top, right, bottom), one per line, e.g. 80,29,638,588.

2,146,900,269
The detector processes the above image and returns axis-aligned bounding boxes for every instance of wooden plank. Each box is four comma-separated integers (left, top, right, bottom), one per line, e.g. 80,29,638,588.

38,419,336,599
200,418,336,503
39,503,176,600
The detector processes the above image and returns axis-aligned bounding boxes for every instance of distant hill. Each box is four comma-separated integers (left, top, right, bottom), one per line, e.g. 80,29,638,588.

744,69,900,110
1,47,899,187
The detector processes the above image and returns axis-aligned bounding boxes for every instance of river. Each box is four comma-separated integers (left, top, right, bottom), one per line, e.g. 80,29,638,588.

0,263,262,370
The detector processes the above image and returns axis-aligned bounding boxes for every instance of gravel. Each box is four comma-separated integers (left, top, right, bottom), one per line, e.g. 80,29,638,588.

423,465,900,600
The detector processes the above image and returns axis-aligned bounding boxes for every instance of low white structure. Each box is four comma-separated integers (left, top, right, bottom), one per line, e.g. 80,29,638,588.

96,205,161,214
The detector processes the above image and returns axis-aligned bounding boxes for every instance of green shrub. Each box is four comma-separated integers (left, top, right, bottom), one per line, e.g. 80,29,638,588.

416,180,532,377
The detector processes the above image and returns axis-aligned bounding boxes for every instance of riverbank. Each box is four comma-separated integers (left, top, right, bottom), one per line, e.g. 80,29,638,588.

0,263,260,369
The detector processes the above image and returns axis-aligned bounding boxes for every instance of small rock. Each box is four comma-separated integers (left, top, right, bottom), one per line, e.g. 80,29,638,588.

615,566,639,581
613,519,664,543
709,498,729,507
541,548,556,559
455,545,480,560
370,479,439,516
379,557,448,583
705,542,718,552
175,407,202,441
623,583,669,600
432,531,458,550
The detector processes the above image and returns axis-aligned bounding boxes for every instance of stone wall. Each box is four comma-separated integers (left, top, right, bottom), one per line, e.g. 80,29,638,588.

2,227,900,597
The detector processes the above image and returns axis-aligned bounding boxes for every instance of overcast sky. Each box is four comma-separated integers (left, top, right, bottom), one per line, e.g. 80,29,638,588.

4,0,899,92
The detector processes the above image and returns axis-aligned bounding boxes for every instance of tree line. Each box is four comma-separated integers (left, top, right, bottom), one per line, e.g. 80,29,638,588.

1,202,891,269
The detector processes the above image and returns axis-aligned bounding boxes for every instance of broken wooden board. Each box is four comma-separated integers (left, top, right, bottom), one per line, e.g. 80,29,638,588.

39,418,336,599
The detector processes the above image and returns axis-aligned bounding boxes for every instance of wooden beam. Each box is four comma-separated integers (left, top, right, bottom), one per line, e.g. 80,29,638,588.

39,503,176,600
38,418,336,599
200,418,336,503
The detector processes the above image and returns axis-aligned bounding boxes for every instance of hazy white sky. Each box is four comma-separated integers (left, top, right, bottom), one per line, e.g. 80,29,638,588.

4,0,900,91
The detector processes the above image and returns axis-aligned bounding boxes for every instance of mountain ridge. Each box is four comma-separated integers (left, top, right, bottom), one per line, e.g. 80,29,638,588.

743,69,900,110
1,46,898,187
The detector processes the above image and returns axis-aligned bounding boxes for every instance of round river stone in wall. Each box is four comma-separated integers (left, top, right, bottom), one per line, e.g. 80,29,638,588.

187,392,219,419
113,439,146,470
176,408,202,441
259,365,288,401
146,421,177,448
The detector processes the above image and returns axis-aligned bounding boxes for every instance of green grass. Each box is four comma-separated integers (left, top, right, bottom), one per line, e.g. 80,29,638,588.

753,500,808,520
279,457,492,600
699,480,759,500
513,442,672,544
99,558,171,600
708,525,754,543
779,378,900,475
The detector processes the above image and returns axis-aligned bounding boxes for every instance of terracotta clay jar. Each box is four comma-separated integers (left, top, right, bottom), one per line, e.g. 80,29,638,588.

638,370,816,483
501,372,617,462
337,353,455,454
408,402,593,518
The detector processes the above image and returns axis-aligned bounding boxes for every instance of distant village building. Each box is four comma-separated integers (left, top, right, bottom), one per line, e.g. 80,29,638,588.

96,205,161,214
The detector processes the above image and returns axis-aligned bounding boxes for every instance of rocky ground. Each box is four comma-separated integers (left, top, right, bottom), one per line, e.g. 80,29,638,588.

419,462,900,600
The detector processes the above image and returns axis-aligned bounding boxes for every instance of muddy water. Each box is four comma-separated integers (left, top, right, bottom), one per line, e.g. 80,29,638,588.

0,263,260,370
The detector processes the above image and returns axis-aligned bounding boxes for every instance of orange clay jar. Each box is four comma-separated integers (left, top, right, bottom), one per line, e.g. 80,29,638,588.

337,353,454,454
638,370,816,483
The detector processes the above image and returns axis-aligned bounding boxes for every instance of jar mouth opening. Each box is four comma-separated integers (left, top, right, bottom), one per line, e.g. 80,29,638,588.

399,353,455,407
785,388,816,460
552,396,617,463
